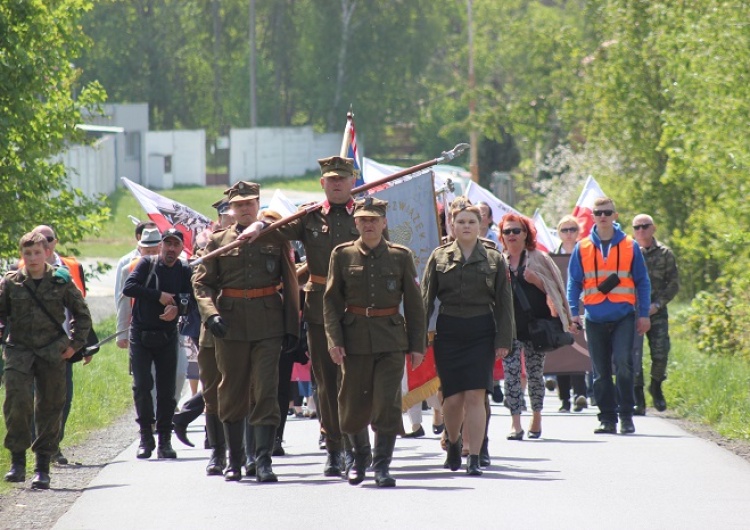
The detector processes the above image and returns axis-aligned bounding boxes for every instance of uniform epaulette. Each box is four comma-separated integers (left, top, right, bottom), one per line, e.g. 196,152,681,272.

386,241,411,253
479,237,498,250
332,241,356,252
435,240,453,250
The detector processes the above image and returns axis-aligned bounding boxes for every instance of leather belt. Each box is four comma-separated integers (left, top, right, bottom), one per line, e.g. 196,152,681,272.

346,305,399,318
221,285,279,299
309,274,327,285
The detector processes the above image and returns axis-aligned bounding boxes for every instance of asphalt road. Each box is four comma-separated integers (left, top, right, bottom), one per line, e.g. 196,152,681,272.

51,394,750,530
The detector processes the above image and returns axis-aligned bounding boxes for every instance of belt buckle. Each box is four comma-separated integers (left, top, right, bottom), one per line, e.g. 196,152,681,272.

365,306,375,318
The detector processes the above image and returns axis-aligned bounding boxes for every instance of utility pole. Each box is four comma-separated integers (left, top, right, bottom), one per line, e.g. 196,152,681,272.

249,0,257,127
468,0,479,182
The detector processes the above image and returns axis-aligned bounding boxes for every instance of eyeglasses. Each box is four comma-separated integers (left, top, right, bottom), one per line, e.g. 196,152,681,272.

593,210,614,217
559,227,579,234
502,228,526,235
632,223,653,231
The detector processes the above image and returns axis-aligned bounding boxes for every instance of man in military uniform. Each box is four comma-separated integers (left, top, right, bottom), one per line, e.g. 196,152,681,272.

1,232,92,489
239,156,363,478
631,214,679,414
324,198,426,487
193,181,299,483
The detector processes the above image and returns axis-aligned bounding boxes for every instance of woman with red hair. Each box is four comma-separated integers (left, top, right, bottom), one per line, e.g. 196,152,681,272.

498,213,574,440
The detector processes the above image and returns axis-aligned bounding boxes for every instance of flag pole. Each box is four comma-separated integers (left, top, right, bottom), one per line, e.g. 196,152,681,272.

191,143,470,266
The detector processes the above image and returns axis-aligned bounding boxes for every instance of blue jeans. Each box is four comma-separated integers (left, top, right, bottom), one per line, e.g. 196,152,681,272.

585,313,635,423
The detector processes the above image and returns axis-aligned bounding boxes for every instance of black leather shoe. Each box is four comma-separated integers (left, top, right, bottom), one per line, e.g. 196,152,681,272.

272,437,285,457
324,450,344,477
4,453,25,483
649,380,667,412
31,471,50,490
506,430,524,441
432,423,445,435
466,455,483,476
528,430,542,439
173,423,194,447
620,418,636,434
157,438,177,459
445,438,462,471
574,395,588,412
594,422,617,434
402,426,425,438
136,433,156,459
53,451,69,465
559,400,571,413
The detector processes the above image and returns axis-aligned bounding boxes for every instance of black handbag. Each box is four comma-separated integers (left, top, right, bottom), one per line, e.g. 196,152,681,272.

510,261,573,353
23,284,99,363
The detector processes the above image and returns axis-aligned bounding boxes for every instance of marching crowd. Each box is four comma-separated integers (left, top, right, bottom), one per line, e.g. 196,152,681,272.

1,155,679,490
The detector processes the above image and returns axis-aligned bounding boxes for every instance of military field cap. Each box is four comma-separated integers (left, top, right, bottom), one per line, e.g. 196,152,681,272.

353,197,388,218
162,227,184,243
138,227,162,247
318,156,355,178
211,198,231,216
227,181,260,203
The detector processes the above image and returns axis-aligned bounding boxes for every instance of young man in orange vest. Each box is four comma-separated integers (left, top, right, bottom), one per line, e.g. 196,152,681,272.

566,198,651,435
32,225,90,465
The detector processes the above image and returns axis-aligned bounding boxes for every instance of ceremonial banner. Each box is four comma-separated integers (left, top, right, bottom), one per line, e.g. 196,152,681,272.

372,172,441,278
543,253,592,375
121,177,211,257
572,176,606,238
370,173,442,410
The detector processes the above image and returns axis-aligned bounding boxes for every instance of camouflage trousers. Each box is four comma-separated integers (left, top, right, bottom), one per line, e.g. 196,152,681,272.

3,349,66,456
633,310,671,387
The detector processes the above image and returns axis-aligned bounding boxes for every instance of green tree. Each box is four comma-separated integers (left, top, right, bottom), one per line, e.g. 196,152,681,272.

0,0,108,260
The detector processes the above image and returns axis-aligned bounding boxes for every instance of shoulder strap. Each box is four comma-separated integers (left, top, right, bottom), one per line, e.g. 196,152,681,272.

23,283,66,335
144,255,159,291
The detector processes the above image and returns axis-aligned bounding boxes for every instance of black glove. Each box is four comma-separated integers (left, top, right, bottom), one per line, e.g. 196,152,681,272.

281,333,298,355
206,315,228,339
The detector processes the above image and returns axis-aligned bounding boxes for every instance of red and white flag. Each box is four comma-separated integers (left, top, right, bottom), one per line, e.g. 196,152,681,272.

572,176,606,237
533,210,561,253
121,177,211,257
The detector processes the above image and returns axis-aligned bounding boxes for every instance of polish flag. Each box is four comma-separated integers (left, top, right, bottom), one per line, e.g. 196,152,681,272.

340,109,364,187
121,177,211,257
572,176,606,237
533,210,561,253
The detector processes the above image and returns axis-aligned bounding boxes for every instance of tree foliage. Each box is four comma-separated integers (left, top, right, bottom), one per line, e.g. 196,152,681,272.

0,0,108,260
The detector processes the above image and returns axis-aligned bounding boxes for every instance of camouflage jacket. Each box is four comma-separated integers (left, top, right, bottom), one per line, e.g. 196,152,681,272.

640,237,679,311
0,263,92,360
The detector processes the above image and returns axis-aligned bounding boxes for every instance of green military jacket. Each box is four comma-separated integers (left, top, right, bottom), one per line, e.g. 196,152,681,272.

422,240,515,350
324,237,426,355
276,201,360,325
192,224,299,342
0,263,92,370
640,237,679,311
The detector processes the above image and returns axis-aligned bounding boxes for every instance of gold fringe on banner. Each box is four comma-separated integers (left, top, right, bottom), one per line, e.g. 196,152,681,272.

401,377,441,412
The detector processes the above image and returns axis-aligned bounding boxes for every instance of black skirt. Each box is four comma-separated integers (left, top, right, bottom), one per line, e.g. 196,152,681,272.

434,313,495,399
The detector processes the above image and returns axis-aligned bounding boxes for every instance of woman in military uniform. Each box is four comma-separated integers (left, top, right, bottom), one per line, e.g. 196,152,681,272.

422,199,514,476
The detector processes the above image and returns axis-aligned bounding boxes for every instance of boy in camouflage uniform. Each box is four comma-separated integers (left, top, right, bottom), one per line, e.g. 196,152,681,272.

1,232,91,489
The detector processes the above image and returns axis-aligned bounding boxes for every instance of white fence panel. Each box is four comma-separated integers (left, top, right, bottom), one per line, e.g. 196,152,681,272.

59,135,117,197
146,130,205,188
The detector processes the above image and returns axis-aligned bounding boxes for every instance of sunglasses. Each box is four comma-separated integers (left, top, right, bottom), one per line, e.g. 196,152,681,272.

559,227,579,234
45,236,56,243
593,210,614,217
633,223,653,231
502,228,526,235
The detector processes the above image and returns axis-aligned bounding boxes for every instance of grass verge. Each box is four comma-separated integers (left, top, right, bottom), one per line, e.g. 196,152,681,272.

0,317,132,493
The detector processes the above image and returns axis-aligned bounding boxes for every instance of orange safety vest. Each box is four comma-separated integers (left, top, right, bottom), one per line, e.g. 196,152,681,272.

59,256,86,297
579,237,636,305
